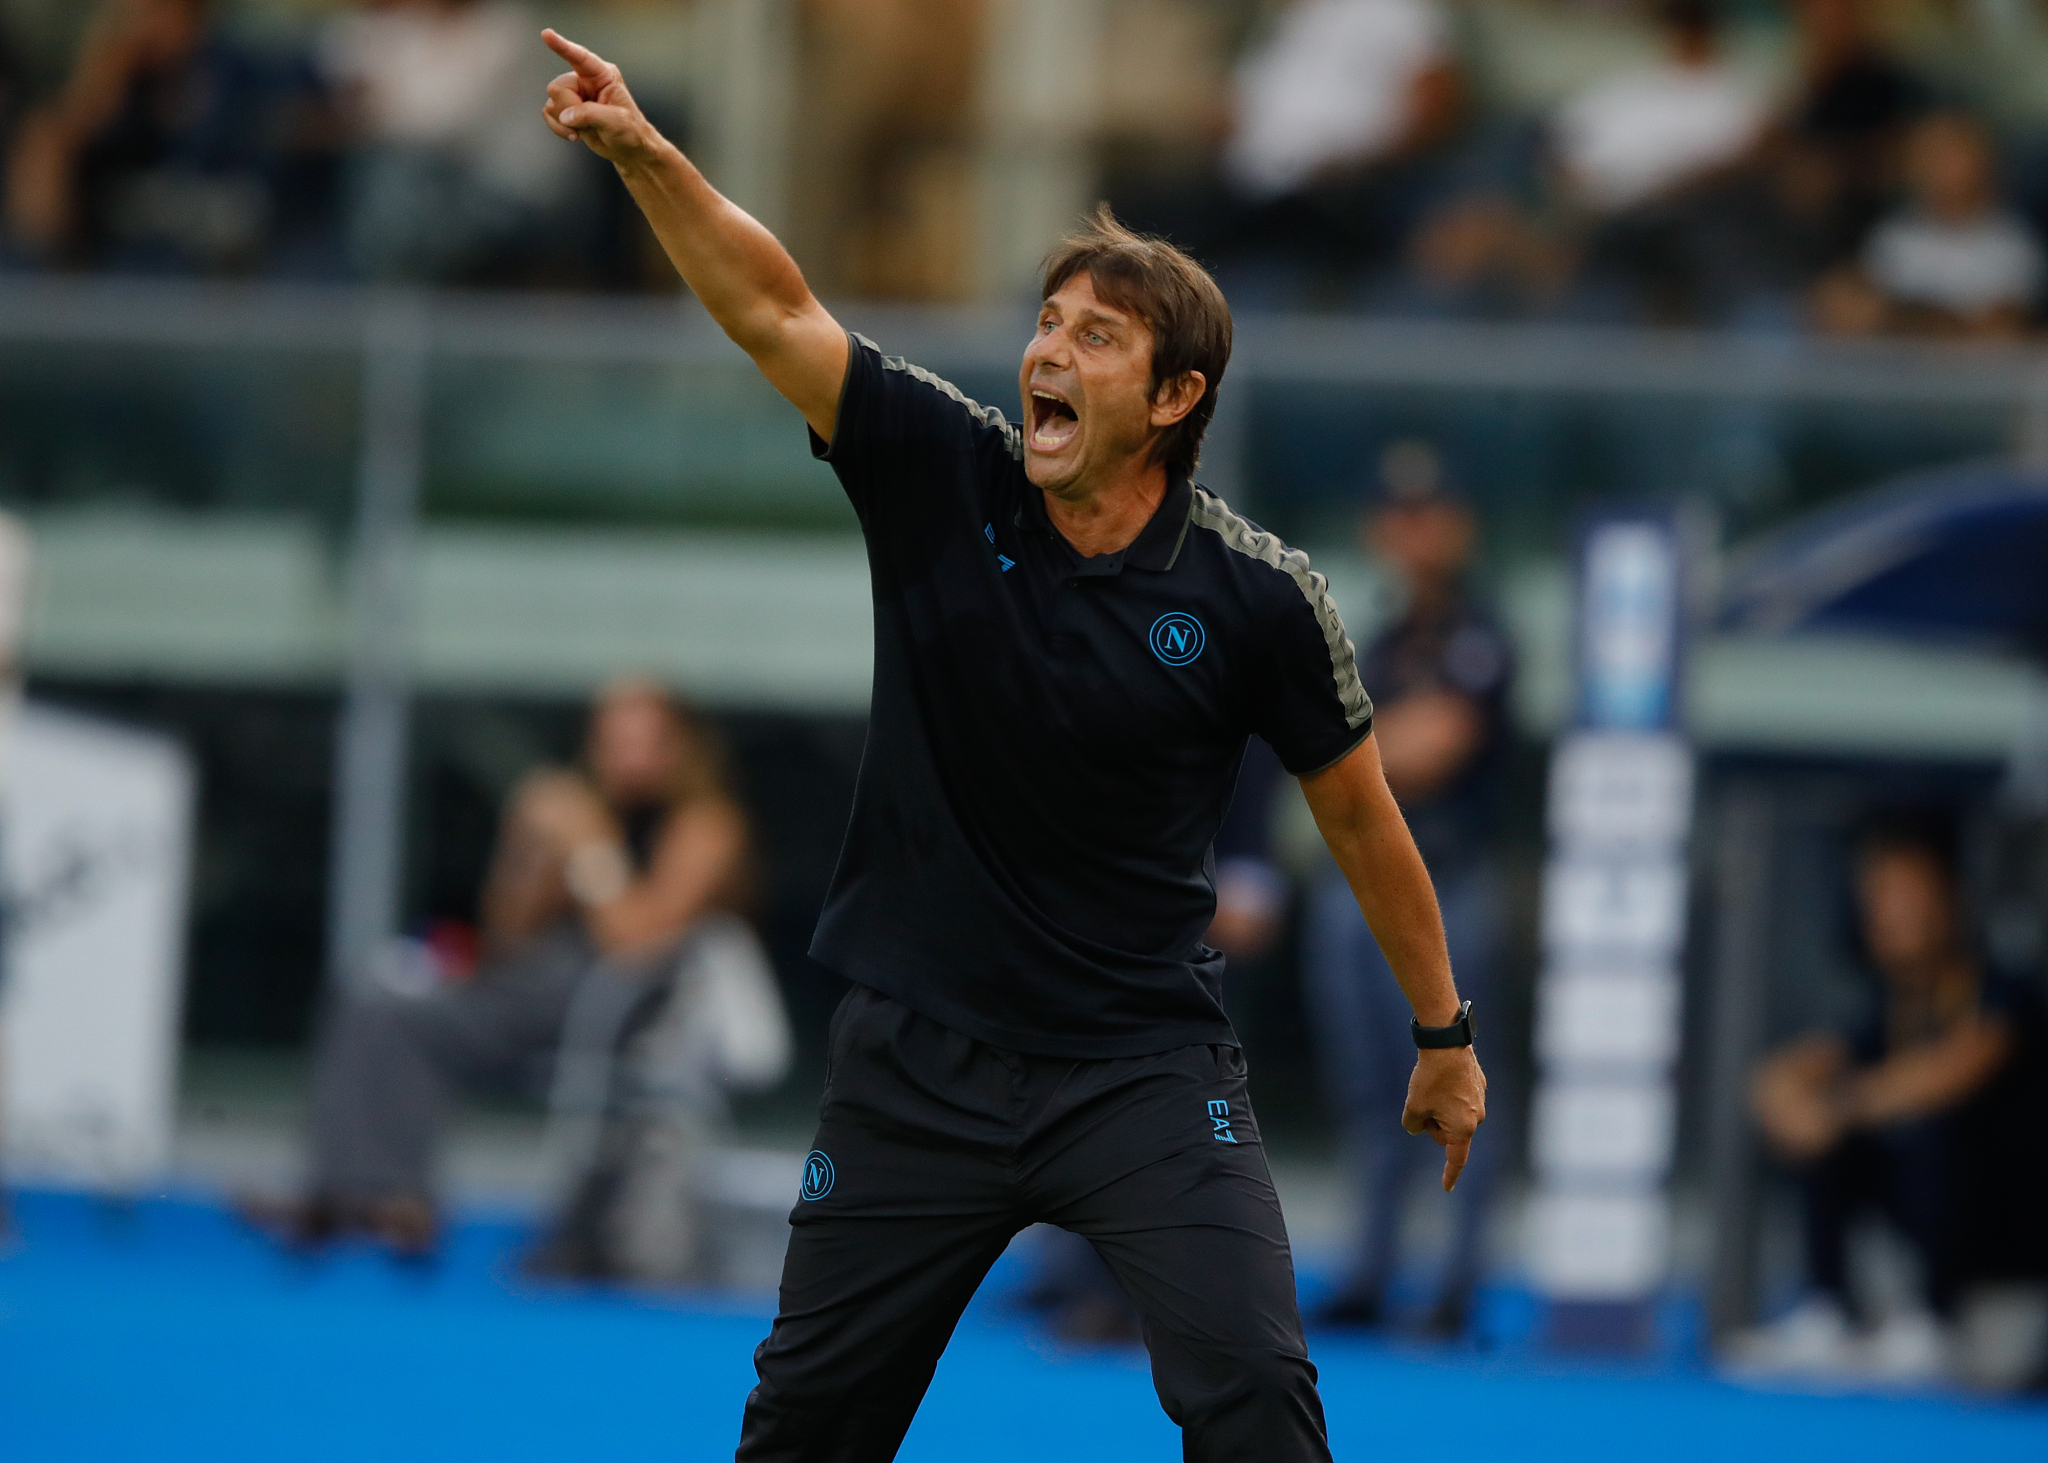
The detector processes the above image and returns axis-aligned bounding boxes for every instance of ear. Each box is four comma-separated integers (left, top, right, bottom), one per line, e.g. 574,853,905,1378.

1149,370,1206,429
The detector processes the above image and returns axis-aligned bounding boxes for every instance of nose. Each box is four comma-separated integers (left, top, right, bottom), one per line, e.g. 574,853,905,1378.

1024,322,1068,373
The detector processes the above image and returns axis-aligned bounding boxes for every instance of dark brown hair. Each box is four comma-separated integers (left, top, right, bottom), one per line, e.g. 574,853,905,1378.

1040,205,1232,482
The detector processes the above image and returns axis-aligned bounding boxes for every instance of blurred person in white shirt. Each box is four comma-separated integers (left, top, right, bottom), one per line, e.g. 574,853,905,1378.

1204,0,1464,301
1551,0,1765,216
1814,110,2042,340
1542,0,1766,323
1223,0,1459,202
317,0,579,281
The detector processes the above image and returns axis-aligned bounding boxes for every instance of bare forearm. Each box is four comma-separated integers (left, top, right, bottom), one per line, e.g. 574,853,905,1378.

1335,816,1460,1025
540,30,846,433
615,140,817,358
1848,1021,2010,1125
1303,737,1485,1187
1302,739,1461,1025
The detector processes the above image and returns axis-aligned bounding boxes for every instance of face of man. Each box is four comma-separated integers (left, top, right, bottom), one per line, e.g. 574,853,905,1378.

1857,846,1959,984
1019,273,1196,499
1367,499,1475,594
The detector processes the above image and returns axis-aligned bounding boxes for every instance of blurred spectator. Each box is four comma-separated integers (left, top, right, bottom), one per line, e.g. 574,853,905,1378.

1222,0,1460,203
316,0,582,284
3,0,338,276
1199,0,1465,302
1305,441,1511,1338
1550,0,1764,217
1783,0,1924,244
246,680,762,1260
1209,735,1291,963
789,0,983,301
1737,810,2046,1382
1363,189,1568,320
1672,0,1929,327
1813,110,2043,339
1546,0,1767,322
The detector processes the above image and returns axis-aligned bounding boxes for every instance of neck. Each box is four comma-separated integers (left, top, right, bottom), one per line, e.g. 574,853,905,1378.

1041,456,1171,558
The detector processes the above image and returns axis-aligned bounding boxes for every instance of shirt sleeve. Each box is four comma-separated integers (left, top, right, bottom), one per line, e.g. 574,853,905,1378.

1253,567,1375,777
809,332,1022,519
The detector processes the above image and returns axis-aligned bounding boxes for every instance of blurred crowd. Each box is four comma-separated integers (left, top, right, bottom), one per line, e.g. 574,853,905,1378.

0,0,648,288
1123,0,2048,335
3,0,2048,338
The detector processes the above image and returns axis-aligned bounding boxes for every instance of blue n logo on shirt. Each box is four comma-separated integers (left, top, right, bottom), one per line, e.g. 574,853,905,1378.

1150,613,1205,666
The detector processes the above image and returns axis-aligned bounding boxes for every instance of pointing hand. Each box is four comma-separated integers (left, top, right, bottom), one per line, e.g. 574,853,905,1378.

540,29,657,167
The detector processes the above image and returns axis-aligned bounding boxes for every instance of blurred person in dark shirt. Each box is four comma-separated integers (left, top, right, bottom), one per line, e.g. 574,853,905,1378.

1785,0,1922,236
1305,441,1511,1337
1813,110,2043,339
3,0,338,275
1675,0,1928,326
246,679,752,1257
1737,810,2046,1382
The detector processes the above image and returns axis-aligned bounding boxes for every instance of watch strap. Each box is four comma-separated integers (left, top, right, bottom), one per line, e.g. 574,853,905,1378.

1412,999,1476,1050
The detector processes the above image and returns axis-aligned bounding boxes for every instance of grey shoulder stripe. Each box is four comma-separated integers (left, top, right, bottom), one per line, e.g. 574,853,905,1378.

1191,488,1373,730
872,342,1023,460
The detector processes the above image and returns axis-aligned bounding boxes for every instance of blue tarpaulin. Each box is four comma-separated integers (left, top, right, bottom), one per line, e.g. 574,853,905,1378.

1717,461,2048,653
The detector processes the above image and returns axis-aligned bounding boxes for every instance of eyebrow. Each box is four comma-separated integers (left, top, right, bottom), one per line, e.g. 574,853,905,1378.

1052,304,1128,337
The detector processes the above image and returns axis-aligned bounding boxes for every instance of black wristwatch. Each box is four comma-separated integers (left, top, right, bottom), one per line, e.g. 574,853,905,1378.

1412,1000,1476,1050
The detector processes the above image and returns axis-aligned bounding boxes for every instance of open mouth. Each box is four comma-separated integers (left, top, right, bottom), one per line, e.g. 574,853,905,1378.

1029,389,1080,452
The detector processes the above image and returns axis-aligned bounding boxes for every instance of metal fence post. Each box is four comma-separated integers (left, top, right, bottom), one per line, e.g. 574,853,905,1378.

1704,780,1776,1347
325,294,428,989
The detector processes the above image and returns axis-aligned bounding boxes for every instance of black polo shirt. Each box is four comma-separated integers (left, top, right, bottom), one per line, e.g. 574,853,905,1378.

808,334,1373,1057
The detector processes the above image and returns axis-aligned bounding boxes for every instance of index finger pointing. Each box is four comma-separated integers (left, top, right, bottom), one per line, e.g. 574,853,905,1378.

541,28,609,79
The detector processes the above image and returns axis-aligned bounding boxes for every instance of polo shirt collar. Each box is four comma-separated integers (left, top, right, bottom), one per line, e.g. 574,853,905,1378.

1023,473,1194,578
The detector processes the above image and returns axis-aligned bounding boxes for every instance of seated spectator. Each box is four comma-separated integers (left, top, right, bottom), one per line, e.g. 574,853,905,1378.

1785,0,1924,244
1813,110,2043,339
1736,810,2044,1381
1550,0,1765,217
316,0,583,284
1546,0,1767,322
1223,0,1460,204
245,680,763,1260
3,0,337,275
1673,0,1928,326
1203,0,1465,302
1362,189,1568,320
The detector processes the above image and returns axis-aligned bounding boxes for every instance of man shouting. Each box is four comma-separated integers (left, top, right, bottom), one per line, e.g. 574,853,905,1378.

540,29,1485,1461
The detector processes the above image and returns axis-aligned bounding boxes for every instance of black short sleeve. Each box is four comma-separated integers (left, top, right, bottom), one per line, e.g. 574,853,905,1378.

809,332,1022,520
1252,573,1374,777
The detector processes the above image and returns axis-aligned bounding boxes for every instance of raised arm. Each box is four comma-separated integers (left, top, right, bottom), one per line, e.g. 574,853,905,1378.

540,29,848,439
1301,734,1487,1190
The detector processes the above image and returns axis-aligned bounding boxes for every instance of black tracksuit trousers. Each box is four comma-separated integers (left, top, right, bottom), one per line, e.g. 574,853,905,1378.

736,986,1332,1463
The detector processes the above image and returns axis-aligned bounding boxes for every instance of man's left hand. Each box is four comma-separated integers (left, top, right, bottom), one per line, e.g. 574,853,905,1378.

1402,1046,1487,1191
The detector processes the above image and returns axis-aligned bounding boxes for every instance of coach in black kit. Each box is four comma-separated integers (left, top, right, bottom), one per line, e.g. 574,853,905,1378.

541,30,1487,1462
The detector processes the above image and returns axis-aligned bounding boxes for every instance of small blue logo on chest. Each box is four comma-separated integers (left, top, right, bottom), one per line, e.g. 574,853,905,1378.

801,1150,836,1200
1149,612,1206,666
984,523,1014,571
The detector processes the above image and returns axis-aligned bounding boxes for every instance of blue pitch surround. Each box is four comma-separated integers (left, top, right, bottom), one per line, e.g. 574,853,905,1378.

3,1190,2045,1462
